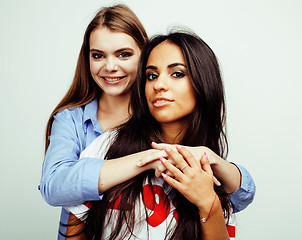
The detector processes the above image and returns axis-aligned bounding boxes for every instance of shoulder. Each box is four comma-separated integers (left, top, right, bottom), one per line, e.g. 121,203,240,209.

56,105,85,118
54,98,98,118
49,106,87,136
54,100,96,123
51,105,87,132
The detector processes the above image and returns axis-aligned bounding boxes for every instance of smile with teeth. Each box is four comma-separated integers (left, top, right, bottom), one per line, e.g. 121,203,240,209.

102,76,126,84
152,98,173,107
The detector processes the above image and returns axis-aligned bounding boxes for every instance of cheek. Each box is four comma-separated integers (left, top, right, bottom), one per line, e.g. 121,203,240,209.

89,60,100,76
179,85,196,112
122,58,140,75
145,82,153,100
145,84,155,112
186,92,196,112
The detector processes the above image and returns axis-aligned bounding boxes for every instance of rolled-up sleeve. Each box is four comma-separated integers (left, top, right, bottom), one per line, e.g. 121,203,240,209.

39,110,104,206
229,164,256,213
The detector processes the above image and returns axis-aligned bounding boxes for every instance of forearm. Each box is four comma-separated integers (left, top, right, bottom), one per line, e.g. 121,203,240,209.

210,154,241,194
98,149,165,193
186,146,241,194
199,202,229,240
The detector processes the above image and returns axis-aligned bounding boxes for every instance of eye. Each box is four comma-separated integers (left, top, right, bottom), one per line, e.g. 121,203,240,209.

91,53,104,59
172,71,185,78
146,72,158,81
118,52,132,58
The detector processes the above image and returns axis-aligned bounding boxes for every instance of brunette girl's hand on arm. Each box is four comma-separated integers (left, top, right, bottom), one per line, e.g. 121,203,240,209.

137,142,221,185
160,146,229,240
151,142,256,212
151,142,242,193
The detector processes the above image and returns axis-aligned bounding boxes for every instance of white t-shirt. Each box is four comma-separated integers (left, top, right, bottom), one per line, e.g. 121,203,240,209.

66,130,236,239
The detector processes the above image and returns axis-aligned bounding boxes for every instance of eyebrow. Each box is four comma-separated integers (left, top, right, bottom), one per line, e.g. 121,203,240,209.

168,63,186,68
146,63,186,70
90,47,134,53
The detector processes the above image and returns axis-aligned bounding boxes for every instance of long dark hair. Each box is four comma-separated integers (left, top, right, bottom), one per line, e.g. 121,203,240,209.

83,31,232,240
44,4,148,152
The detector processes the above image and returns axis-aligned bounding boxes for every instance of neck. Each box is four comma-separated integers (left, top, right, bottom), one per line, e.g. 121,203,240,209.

97,92,132,131
99,92,131,112
160,120,187,144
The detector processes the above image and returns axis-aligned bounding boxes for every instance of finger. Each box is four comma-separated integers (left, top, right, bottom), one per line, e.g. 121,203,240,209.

151,142,164,150
165,170,174,177
164,147,189,171
160,156,184,181
200,153,213,175
137,150,167,167
155,158,176,177
213,176,221,186
151,142,176,151
175,146,199,169
154,163,167,178
161,172,183,191
168,158,177,166
154,168,161,178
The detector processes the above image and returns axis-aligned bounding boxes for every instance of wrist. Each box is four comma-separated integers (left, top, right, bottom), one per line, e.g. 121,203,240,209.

196,191,216,212
208,150,221,166
198,194,220,223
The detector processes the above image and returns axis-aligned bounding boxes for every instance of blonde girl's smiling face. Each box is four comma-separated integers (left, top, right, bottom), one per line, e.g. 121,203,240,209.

145,41,196,126
89,27,141,96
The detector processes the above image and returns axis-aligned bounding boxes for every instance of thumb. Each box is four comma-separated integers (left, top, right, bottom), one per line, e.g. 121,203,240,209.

151,142,165,150
200,152,213,175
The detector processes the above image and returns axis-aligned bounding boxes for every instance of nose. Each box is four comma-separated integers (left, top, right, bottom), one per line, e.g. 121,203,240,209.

104,56,118,72
153,74,168,92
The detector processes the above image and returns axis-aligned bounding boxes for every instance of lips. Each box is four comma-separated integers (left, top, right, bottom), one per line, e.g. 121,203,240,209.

102,76,126,84
152,97,173,107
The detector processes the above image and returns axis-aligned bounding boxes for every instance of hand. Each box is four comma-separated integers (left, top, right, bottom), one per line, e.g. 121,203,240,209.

135,147,171,177
153,159,174,178
151,142,221,186
136,149,174,177
160,146,216,210
136,149,167,168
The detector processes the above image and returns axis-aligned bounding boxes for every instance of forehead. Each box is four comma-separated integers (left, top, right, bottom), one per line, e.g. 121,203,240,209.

89,27,140,51
146,41,185,67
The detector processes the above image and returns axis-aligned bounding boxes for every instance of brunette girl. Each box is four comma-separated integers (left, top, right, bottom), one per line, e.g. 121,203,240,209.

74,30,252,239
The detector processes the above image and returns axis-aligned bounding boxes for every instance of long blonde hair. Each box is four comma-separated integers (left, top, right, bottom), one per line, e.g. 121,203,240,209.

45,4,148,152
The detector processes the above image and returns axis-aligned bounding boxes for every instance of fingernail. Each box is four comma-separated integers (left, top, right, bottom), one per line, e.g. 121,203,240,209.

204,152,208,160
176,145,182,150
164,147,171,153
161,173,167,178
159,157,165,163
137,161,142,166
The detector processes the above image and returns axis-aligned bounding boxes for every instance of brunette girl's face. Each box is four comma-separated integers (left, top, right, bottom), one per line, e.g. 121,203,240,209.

89,27,141,96
145,41,196,125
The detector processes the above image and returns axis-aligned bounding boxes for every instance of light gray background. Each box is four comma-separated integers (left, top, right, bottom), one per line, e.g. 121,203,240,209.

1,0,301,239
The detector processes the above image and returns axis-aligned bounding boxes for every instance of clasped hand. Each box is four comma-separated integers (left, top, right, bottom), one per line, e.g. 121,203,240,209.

137,142,221,186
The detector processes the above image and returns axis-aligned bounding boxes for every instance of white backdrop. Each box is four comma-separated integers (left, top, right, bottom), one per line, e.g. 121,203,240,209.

1,0,301,239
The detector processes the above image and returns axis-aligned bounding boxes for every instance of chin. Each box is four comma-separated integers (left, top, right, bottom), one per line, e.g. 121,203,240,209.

104,88,129,96
154,116,175,123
